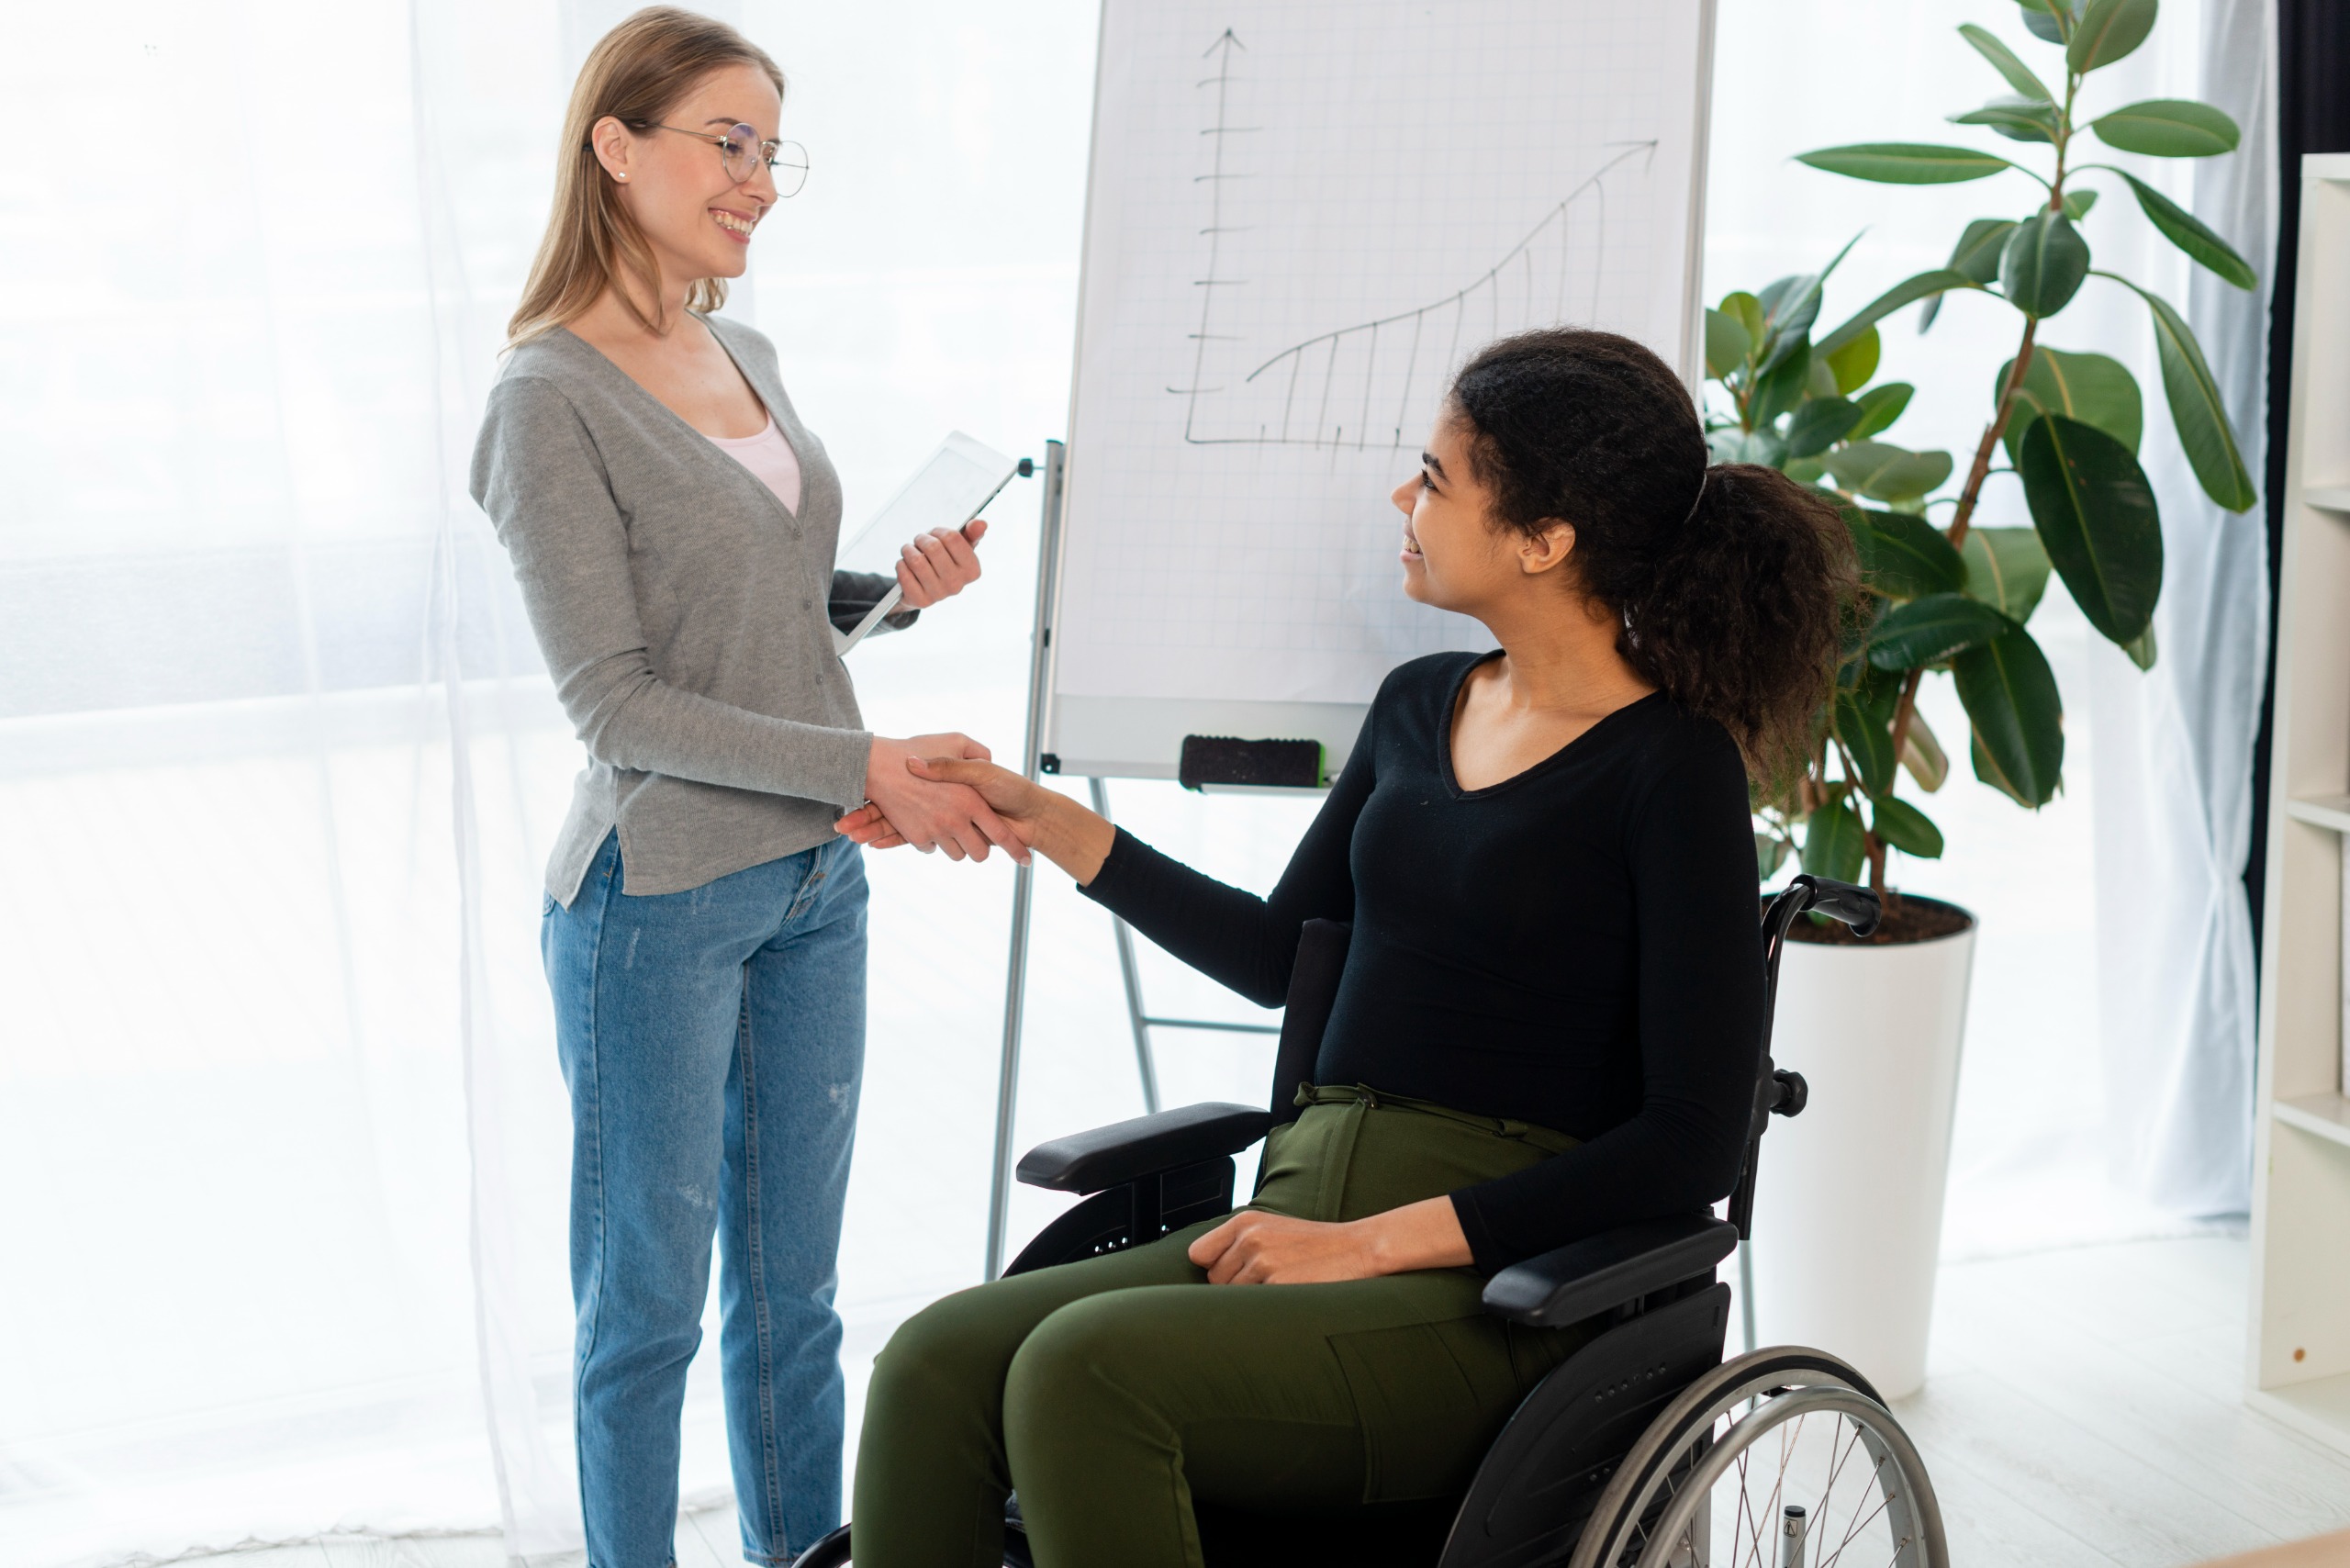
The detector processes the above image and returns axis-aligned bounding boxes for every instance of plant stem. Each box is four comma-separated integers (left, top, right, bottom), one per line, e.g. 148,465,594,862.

1881,310,2043,828
1831,734,1892,899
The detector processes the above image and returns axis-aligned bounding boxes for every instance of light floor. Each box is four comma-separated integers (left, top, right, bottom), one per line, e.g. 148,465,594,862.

166,1235,2350,1568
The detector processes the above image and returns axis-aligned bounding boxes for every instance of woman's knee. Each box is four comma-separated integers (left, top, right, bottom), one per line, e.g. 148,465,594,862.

868,1283,1031,1421
1001,1294,1157,1453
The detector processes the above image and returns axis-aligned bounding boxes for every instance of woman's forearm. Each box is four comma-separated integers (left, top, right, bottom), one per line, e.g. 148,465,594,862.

1027,791,1118,884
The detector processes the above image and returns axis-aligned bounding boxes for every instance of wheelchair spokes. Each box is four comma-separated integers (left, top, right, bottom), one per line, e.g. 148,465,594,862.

1631,1394,1931,1568
1567,1350,1944,1568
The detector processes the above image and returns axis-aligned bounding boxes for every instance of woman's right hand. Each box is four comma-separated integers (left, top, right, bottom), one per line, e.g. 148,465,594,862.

860,734,1026,863
842,755,1116,882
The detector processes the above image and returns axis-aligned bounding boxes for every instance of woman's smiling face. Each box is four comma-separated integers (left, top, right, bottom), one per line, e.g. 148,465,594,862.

1392,408,1537,612
592,62,782,287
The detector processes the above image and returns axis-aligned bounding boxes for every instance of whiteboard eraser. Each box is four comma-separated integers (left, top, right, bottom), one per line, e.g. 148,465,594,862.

1178,736,1325,790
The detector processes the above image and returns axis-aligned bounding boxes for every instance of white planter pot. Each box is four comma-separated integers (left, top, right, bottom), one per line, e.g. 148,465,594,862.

1747,903,1976,1400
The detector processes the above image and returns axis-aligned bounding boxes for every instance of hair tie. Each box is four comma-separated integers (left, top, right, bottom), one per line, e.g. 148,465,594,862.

1680,468,1709,528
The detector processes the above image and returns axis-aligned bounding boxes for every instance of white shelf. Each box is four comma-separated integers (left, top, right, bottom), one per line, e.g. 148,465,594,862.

2250,156,2350,1450
2274,1092,2350,1149
2284,795,2350,833
2249,1372,2350,1460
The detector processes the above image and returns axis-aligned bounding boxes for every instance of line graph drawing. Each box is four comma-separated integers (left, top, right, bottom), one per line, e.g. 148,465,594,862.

1170,28,1253,440
1168,26,1659,450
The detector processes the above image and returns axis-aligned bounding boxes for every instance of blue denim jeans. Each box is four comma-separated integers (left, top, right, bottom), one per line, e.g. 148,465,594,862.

543,831,867,1568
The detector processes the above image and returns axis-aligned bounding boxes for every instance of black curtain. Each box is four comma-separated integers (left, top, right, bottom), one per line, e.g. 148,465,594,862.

2246,1,2350,959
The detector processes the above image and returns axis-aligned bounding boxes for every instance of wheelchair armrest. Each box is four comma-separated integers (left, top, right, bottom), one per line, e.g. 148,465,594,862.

1481,1215,1739,1327
1016,1103,1275,1194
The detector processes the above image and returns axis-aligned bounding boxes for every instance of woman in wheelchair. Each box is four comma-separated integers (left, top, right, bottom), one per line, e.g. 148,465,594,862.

834,327,1853,1568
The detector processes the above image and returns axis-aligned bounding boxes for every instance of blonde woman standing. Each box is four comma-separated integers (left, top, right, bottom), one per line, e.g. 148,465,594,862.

469,11,1018,1564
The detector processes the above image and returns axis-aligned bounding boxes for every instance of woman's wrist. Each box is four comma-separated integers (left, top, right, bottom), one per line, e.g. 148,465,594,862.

1360,1197,1475,1274
1035,792,1116,884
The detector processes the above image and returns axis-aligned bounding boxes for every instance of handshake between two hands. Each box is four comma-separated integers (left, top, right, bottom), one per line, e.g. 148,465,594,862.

838,519,1083,866
838,735,1103,874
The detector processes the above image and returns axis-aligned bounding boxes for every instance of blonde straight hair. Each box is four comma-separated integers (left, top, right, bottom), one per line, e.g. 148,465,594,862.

507,6,785,346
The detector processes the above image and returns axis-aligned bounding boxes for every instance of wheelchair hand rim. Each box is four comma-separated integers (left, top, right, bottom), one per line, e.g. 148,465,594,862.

1629,1383,1943,1568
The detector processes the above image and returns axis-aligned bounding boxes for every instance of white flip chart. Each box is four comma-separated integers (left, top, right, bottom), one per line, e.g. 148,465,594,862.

1046,0,1716,778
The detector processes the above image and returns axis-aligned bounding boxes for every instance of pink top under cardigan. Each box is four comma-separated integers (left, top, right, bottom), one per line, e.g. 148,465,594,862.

704,415,804,515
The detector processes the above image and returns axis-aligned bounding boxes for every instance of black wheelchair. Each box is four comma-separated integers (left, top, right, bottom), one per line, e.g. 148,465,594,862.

794,875,1947,1568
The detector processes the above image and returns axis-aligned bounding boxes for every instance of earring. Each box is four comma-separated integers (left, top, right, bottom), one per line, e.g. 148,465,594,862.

616,172,628,181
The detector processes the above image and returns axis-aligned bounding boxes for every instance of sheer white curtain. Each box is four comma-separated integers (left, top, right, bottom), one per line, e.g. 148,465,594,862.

0,0,578,1559
0,0,1099,1562
2083,0,2273,1220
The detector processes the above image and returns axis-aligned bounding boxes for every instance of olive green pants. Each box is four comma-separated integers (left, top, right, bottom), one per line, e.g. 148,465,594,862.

851,1087,1595,1568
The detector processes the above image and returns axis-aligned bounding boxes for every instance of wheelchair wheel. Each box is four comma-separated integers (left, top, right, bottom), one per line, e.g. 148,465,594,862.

1566,1346,1947,1568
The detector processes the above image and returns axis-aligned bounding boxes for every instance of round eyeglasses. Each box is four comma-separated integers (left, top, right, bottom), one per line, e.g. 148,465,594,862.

602,122,810,196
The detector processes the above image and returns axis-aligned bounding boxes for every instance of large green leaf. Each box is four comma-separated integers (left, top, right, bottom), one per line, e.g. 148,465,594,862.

2116,170,2258,289
1849,382,1914,440
1920,219,2017,330
1803,797,1868,884
1948,218,2019,285
1867,592,2014,669
2068,0,2157,73
2123,620,2158,670
1872,797,1946,858
1819,270,1985,356
1754,276,1822,374
2092,99,2242,157
2020,0,2084,45
1752,234,1861,374
1953,95,2061,144
1751,341,1813,426
1903,708,1952,792
1826,442,1955,503
1999,344,2143,463
1705,308,1752,379
2104,274,2259,510
1721,291,1765,343
1954,623,2065,807
1836,689,1897,796
1786,398,1863,459
2019,414,2164,646
1824,325,1881,394
1709,426,1789,469
1756,831,1792,880
2001,209,2090,316
1847,506,1967,599
1959,22,2054,102
1796,143,2019,184
1961,527,2054,622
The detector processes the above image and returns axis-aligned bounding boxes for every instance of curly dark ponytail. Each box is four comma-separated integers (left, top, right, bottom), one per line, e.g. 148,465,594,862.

1448,328,1854,790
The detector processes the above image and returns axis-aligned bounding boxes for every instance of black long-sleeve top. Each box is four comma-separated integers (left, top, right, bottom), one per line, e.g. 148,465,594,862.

1078,651,1766,1273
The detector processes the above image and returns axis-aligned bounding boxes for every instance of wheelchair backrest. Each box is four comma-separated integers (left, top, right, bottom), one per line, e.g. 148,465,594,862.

1268,919,1351,1124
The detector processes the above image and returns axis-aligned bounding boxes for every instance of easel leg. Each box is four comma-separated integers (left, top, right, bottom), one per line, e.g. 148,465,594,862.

984,857,1035,1282
1088,776,1161,1115
984,440,1067,1283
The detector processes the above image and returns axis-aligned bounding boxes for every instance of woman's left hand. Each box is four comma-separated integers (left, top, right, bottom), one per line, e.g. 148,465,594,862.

1187,1197,1472,1285
896,519,987,609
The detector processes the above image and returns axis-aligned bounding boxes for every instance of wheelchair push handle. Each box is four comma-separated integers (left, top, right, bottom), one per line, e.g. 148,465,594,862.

1785,874,1881,937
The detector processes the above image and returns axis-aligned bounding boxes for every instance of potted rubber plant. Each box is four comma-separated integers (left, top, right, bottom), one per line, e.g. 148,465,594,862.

1706,0,2257,1395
